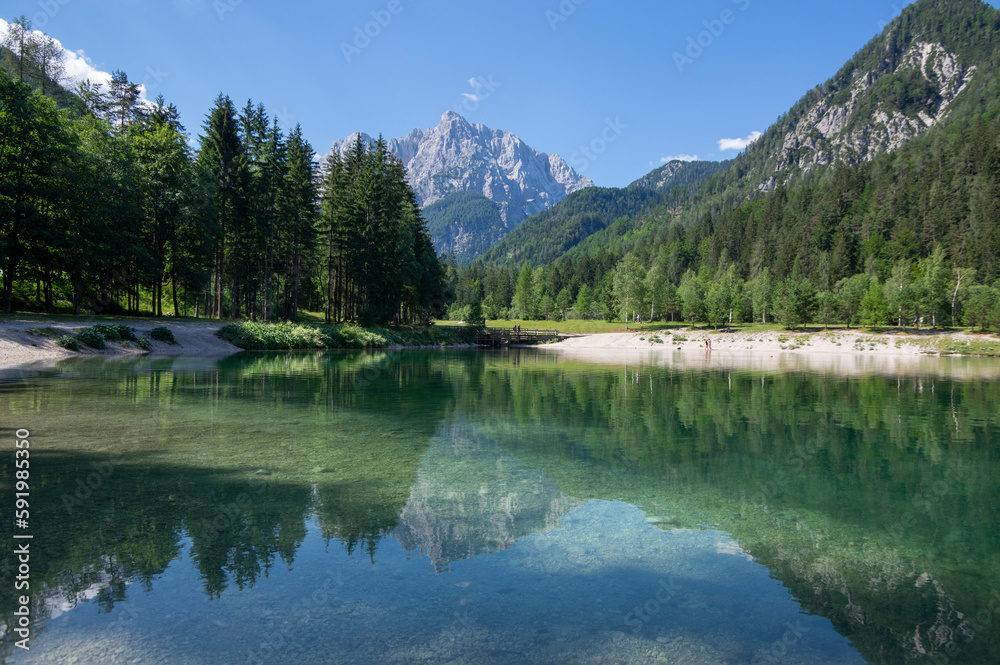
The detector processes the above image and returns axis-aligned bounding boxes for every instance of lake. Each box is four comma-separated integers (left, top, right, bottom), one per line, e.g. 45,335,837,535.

1,349,999,664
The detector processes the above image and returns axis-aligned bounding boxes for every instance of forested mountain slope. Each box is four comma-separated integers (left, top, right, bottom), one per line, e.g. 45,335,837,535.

450,0,1000,327
326,111,592,261
422,192,506,264
478,187,664,267
498,0,1000,269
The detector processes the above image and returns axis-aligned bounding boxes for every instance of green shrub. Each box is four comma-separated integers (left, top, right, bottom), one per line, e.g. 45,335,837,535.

217,321,325,350
217,321,476,351
115,324,137,341
318,325,344,349
56,335,80,351
92,324,122,341
150,327,176,344
76,328,105,350
137,337,152,350
337,325,387,348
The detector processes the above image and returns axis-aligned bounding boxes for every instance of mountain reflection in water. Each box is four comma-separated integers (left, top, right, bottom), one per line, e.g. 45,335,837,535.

1,349,997,664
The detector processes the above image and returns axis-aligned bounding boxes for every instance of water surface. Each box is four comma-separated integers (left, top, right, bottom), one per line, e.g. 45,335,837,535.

1,350,998,664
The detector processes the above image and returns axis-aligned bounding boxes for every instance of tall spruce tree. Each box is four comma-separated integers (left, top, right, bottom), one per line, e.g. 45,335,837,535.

197,94,248,317
0,70,73,311
277,124,317,321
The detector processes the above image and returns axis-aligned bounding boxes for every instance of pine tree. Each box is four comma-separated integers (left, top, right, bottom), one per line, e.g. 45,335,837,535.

197,94,248,318
1,16,38,84
0,71,74,311
132,106,193,315
107,70,144,131
277,124,317,321
35,34,65,97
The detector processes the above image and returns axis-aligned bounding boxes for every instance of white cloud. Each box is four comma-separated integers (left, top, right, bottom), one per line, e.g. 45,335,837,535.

461,92,480,102
0,18,146,99
718,131,762,152
660,154,699,163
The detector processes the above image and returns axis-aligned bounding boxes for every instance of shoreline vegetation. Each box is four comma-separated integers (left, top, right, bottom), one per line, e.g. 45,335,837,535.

215,321,479,350
2,314,999,370
0,316,482,367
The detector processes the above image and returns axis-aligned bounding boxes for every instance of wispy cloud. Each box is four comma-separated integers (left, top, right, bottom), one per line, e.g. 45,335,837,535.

718,131,762,152
460,77,486,103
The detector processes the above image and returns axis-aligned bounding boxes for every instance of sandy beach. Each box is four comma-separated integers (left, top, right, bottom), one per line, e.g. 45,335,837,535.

0,317,241,369
2,318,998,374
548,328,935,354
541,328,1000,379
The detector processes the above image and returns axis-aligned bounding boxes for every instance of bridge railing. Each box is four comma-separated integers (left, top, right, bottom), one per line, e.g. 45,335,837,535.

479,327,560,337
472,328,561,345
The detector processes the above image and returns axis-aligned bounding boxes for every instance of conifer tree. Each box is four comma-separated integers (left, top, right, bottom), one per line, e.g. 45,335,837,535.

107,70,144,131
277,124,317,321
198,94,248,317
0,70,73,311
1,16,37,84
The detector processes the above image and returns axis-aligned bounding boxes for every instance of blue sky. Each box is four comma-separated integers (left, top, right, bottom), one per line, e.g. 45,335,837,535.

4,0,987,186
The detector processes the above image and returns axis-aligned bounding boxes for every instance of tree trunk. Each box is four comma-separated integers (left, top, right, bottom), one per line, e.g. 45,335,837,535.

172,271,180,319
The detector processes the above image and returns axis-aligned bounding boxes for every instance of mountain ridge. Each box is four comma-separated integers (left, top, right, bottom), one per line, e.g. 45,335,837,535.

478,0,1000,271
325,111,593,261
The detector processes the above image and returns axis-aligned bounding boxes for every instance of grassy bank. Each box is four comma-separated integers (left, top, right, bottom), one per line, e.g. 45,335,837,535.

216,321,479,351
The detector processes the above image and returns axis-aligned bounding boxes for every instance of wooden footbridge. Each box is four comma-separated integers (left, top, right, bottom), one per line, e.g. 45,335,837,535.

474,327,561,347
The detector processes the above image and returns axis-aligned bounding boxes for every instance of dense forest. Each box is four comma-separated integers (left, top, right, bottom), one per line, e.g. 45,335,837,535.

0,17,448,325
448,114,1000,331
448,0,1000,331
422,191,505,264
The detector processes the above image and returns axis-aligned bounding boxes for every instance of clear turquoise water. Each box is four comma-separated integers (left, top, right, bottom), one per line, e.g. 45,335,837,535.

1,349,998,664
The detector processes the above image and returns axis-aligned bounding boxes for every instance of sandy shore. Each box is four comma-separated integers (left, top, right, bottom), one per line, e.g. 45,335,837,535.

541,328,1000,378
548,328,936,354
0,318,241,369
2,319,998,376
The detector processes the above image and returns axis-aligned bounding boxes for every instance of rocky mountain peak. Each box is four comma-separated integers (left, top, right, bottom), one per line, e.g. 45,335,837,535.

326,112,593,227
770,40,975,187
742,0,993,194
